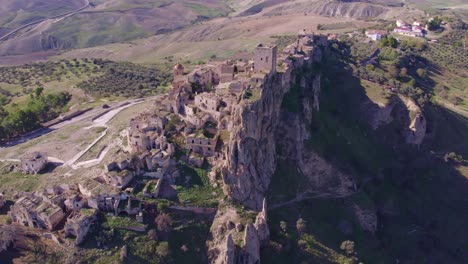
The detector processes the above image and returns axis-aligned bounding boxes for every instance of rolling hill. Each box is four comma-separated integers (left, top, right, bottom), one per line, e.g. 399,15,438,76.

0,0,232,56
0,0,85,32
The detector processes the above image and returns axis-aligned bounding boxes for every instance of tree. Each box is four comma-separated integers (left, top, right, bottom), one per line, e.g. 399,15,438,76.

400,67,408,77
388,36,397,48
389,64,400,78
416,68,427,79
155,213,172,239
34,86,44,98
296,218,307,235
366,64,375,71
156,242,171,259
427,17,442,31
280,221,287,233
340,240,355,255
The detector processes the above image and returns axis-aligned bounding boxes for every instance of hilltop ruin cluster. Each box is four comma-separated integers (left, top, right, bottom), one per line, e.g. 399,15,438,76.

4,31,328,249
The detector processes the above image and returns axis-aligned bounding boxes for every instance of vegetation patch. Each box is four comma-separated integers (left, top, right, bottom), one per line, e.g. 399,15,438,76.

175,164,221,207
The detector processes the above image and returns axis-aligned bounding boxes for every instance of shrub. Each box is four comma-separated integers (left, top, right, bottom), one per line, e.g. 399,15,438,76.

296,218,307,235
340,240,355,255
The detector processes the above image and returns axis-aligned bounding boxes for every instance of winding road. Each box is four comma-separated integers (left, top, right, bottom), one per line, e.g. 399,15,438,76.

0,0,90,42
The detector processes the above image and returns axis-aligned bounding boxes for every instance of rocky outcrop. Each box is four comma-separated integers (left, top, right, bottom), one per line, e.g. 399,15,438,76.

363,94,426,145
208,200,270,264
253,199,269,246
352,203,377,234
398,95,426,145
221,50,326,210
365,101,394,130
241,224,260,264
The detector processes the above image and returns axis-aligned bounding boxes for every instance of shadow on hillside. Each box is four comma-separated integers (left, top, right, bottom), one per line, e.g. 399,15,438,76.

265,47,468,263
0,127,54,148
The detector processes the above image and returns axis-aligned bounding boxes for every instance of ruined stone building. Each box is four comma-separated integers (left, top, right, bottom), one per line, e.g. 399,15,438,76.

187,67,220,88
143,178,163,199
64,194,86,212
217,61,235,83
102,170,134,189
20,152,48,174
186,133,218,157
64,208,97,245
115,197,141,215
195,92,221,113
9,194,66,231
254,44,277,74
128,113,168,153
78,179,124,211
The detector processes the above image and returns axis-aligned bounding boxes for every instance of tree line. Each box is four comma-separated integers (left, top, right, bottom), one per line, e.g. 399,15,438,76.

0,88,71,141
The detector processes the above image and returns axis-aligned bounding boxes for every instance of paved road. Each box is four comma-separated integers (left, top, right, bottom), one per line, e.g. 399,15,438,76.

0,0,89,42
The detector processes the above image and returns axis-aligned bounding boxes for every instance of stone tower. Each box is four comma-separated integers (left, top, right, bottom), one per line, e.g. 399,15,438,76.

254,44,277,74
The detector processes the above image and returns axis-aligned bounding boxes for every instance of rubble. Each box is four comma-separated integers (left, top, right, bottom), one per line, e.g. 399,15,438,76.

20,152,48,174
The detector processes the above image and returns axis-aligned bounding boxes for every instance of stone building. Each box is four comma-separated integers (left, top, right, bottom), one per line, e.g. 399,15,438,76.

64,194,86,212
218,61,235,83
115,197,141,215
9,194,66,231
195,92,221,114
143,178,163,199
103,170,134,189
78,179,123,211
64,208,97,245
254,44,277,74
20,152,48,174
186,133,218,157
188,67,219,88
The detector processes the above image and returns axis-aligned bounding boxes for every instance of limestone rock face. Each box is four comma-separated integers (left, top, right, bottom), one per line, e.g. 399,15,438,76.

254,199,269,246
367,101,395,130
221,61,322,210
208,202,271,264
363,94,426,146
242,224,260,264
208,206,238,264
406,112,426,145
398,95,426,145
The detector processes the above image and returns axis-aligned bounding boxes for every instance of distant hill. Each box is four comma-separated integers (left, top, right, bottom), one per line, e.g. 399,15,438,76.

0,0,85,30
0,0,232,56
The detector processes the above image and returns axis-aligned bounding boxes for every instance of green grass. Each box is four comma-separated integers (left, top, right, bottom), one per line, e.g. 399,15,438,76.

264,199,387,264
168,222,211,264
175,164,221,207
0,172,41,198
102,214,145,229
183,3,231,18
290,47,468,263
361,80,390,106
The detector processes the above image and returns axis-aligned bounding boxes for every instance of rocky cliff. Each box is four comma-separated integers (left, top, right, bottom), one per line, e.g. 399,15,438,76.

209,43,363,263
365,94,426,145
221,55,324,210
208,199,269,264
